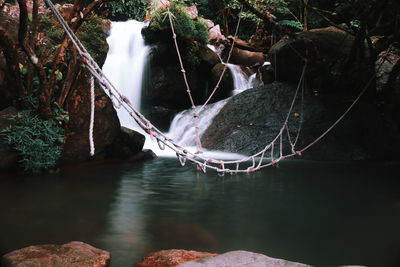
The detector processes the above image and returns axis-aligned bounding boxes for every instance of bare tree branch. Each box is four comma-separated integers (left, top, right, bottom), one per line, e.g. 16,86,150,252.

0,26,24,99
17,0,52,117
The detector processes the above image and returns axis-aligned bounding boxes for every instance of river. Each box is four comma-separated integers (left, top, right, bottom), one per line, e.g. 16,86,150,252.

1,158,400,267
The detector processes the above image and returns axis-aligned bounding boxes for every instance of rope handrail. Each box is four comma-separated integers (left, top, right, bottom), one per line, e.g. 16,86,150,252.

43,0,378,174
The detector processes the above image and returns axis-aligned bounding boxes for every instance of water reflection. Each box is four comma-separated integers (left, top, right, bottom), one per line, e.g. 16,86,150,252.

1,159,400,267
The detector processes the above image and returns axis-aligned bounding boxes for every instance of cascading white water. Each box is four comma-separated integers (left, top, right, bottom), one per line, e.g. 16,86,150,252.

102,20,149,131
102,21,244,159
167,99,228,147
207,44,256,94
225,63,255,94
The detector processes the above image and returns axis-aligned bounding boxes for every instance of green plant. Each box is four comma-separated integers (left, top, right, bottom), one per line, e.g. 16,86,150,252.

107,0,149,21
40,14,63,44
78,15,109,66
150,2,208,45
278,19,303,30
148,2,209,66
0,105,68,173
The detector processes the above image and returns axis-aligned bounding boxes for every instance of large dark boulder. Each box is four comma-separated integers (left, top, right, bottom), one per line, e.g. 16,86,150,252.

209,63,234,101
62,70,121,162
201,82,400,161
106,126,145,158
269,27,361,93
376,49,400,129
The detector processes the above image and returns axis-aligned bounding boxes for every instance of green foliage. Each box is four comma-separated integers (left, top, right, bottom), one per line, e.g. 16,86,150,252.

78,16,109,66
150,2,208,46
227,0,291,21
107,0,149,21
0,106,68,173
40,14,63,44
149,2,209,66
278,19,303,30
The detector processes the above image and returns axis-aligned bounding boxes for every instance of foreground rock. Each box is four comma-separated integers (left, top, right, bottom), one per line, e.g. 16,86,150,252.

178,251,364,267
134,249,217,267
1,241,111,267
202,82,400,161
134,250,365,267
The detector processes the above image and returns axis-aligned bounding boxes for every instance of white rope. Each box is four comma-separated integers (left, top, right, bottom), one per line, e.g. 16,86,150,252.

89,75,95,156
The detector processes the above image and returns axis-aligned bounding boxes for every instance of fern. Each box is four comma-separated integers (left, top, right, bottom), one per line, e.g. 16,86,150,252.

279,20,304,30
0,107,68,173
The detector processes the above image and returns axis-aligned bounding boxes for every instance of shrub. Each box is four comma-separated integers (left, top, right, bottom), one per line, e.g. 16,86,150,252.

78,16,109,66
40,14,63,44
150,3,208,44
148,2,209,67
106,0,149,21
0,106,68,173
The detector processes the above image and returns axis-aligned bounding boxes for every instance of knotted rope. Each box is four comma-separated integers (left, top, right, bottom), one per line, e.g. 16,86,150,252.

89,75,95,156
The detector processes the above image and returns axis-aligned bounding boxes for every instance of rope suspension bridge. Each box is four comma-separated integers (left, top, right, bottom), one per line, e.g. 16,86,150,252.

43,0,376,175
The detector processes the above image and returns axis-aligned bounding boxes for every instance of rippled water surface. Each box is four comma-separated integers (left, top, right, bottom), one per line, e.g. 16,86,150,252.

1,158,400,267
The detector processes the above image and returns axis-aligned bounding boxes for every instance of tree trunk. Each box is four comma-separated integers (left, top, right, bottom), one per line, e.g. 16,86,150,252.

57,46,79,107
0,26,24,101
17,0,52,117
303,0,309,31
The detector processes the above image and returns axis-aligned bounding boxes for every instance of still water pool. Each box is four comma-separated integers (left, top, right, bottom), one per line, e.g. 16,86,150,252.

1,158,400,267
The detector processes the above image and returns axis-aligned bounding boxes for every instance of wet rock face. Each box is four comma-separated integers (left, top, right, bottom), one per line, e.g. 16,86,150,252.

105,126,145,158
228,47,265,67
209,63,234,101
62,70,120,162
133,249,217,267
376,50,400,129
142,45,225,117
1,241,111,267
201,82,400,161
376,51,400,93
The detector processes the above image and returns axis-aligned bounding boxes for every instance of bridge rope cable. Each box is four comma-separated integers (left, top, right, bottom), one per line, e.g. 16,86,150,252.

43,0,377,174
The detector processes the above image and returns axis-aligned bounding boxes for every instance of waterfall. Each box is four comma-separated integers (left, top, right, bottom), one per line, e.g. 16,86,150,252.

102,20,149,131
102,21,244,159
207,44,256,94
167,99,228,147
225,63,255,94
